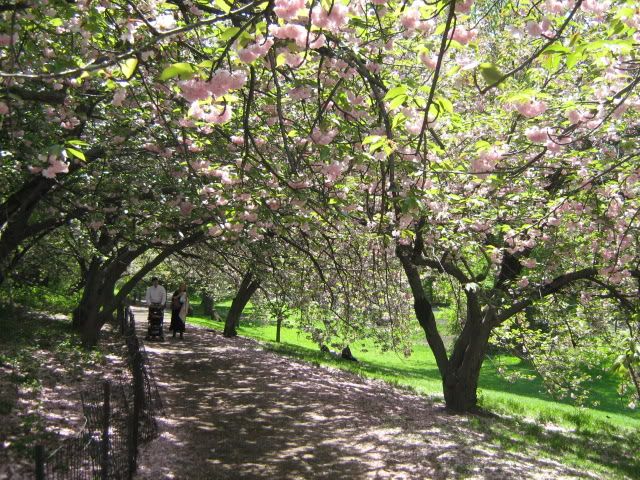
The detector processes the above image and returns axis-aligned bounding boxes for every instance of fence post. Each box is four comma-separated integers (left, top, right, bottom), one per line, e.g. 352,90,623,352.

130,307,135,331
118,302,125,335
128,351,143,478
35,444,45,480
102,381,110,480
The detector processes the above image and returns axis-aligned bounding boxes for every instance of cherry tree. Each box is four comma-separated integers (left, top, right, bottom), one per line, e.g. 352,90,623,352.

2,0,640,410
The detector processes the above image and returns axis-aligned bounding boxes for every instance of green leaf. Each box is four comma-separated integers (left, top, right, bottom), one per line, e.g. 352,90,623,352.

436,97,453,114
66,139,89,146
159,62,196,81
384,85,407,101
215,0,232,14
478,63,503,85
66,147,86,161
542,44,570,55
402,196,421,213
566,51,584,69
362,135,383,145
220,26,240,41
474,140,491,152
119,58,138,79
388,94,407,110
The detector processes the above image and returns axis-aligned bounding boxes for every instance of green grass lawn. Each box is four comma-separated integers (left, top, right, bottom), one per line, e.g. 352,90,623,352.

188,303,640,478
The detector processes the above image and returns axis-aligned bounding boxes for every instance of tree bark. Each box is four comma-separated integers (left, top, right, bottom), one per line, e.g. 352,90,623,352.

443,309,494,412
224,271,260,337
276,312,283,343
397,244,494,412
396,246,449,377
201,292,214,317
73,247,147,346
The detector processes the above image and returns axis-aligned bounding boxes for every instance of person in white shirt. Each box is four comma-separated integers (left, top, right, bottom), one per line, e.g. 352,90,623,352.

145,277,167,307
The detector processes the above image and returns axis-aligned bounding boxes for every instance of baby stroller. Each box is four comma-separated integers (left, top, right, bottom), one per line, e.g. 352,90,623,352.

145,303,165,341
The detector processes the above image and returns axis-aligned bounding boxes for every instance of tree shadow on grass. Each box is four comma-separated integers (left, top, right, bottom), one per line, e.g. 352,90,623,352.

134,309,605,480
467,412,640,479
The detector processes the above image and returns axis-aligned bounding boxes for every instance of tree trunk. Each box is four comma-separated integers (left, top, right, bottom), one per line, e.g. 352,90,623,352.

73,247,146,346
397,244,494,413
442,330,491,412
224,271,260,337
276,312,282,343
443,296,494,412
201,292,213,317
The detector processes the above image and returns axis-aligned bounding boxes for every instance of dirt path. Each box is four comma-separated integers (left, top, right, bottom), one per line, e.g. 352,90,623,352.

134,308,592,479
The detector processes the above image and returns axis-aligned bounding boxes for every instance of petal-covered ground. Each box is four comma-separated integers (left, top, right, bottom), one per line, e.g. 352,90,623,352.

134,308,594,480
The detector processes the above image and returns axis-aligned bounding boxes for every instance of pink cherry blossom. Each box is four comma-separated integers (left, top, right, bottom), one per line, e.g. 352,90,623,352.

42,157,70,179
566,109,588,124
121,20,140,44
470,146,503,174
237,37,274,64
517,278,530,288
179,201,194,215
274,0,306,20
308,33,326,49
525,21,543,37
417,20,435,34
403,108,436,135
0,101,8,115
289,179,312,190
208,225,223,237
455,0,474,13
322,161,346,183
179,71,246,102
400,9,420,31
419,52,438,70
189,102,232,124
543,0,569,15
581,0,610,16
398,214,414,229
266,199,281,210
284,52,304,68
178,117,195,128
311,4,349,32
449,26,477,45
514,99,548,118
269,23,308,47
289,86,314,100
310,127,337,145
521,258,537,268
525,126,548,143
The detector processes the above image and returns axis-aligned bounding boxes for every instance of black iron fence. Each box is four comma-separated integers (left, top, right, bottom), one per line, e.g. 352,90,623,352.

35,307,161,479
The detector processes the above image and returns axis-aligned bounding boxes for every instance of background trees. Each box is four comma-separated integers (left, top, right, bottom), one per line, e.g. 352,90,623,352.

1,0,639,411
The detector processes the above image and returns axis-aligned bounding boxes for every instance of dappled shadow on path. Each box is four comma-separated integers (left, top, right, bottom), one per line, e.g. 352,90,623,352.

134,309,593,480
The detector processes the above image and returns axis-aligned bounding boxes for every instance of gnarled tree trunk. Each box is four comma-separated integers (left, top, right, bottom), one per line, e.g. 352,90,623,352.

397,244,491,412
224,271,260,337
